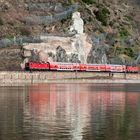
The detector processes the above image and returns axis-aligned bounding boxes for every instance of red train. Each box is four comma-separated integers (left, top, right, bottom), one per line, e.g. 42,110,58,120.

25,61,139,73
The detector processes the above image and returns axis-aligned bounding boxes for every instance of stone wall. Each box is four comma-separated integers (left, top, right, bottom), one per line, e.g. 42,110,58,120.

0,72,140,85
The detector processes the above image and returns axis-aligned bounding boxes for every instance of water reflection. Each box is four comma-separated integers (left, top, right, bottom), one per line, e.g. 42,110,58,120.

0,84,140,140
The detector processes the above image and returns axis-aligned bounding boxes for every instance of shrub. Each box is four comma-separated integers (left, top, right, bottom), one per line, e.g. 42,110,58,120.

109,20,114,26
98,27,104,33
119,28,129,40
0,17,4,25
116,47,135,58
124,48,135,58
95,6,110,26
82,0,97,4
4,34,14,40
125,15,133,22
68,0,76,4
20,27,31,36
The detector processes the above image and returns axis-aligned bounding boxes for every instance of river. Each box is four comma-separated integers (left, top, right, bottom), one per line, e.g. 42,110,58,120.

0,83,140,140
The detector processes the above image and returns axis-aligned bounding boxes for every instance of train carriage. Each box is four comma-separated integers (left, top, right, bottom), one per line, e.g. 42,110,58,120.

57,63,75,71
79,64,87,71
49,63,58,71
107,65,126,73
49,62,76,71
127,66,139,73
73,63,81,71
86,64,106,72
25,62,50,71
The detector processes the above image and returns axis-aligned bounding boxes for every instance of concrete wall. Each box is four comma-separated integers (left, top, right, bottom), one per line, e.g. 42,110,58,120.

0,71,140,84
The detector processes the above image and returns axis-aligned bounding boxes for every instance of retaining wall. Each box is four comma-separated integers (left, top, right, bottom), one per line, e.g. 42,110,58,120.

0,71,140,85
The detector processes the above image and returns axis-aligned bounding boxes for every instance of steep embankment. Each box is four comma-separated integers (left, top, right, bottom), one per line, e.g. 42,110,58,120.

0,0,140,70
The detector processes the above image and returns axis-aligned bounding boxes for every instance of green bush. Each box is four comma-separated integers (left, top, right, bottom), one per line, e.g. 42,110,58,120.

95,6,110,26
124,48,135,58
125,15,133,22
116,47,135,58
4,34,14,40
82,0,97,4
109,20,114,26
98,27,104,33
68,0,76,4
119,28,129,39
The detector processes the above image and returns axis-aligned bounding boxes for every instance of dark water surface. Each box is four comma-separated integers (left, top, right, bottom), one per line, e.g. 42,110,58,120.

0,84,140,140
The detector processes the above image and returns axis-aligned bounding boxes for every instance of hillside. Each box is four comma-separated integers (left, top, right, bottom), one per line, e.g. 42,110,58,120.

0,0,140,70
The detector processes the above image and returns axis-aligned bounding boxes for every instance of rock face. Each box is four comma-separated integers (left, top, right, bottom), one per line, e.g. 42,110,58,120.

135,54,140,65
56,46,68,62
87,45,108,64
22,33,92,68
22,12,92,68
38,51,48,62
87,33,109,64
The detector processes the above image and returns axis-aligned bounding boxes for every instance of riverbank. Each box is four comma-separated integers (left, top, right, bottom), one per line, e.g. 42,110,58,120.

0,71,140,86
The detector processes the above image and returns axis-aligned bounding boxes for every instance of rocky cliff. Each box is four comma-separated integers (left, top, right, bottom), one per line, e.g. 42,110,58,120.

0,0,140,70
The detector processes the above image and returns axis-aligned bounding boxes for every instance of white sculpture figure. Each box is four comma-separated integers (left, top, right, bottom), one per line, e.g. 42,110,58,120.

70,12,84,34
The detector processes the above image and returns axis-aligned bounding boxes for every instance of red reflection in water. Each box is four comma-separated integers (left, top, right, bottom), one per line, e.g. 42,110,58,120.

127,93,138,104
28,84,139,114
28,84,135,115
26,84,140,139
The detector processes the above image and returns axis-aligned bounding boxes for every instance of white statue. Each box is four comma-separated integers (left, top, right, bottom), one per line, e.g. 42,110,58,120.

70,12,84,34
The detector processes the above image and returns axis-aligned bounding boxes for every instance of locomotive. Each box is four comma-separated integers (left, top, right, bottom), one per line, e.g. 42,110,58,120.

25,61,139,73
